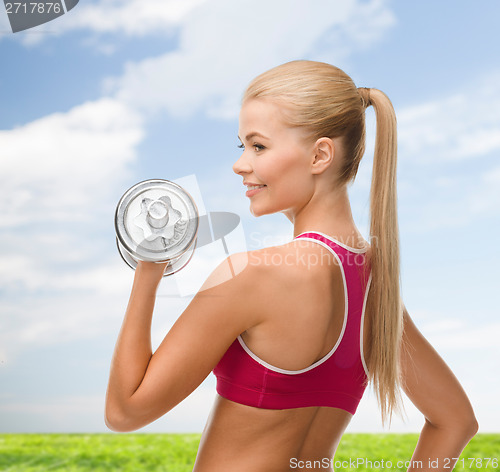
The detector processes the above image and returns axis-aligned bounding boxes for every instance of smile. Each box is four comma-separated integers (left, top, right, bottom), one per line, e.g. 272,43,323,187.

246,185,266,197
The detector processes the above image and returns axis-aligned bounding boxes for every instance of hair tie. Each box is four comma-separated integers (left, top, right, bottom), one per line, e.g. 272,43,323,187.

358,87,372,108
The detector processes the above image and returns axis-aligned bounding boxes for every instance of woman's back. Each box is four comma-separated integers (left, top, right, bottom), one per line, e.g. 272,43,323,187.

194,231,372,471
105,60,477,470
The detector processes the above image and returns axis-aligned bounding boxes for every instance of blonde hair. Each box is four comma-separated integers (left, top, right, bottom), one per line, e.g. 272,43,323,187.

243,60,404,426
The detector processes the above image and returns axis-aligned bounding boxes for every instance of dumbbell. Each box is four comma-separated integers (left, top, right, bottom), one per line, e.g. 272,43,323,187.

115,179,199,276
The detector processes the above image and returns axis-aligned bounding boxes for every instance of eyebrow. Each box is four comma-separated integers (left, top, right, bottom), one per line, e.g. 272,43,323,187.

238,132,270,142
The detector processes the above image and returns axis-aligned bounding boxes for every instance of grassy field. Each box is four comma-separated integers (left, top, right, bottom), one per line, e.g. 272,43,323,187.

0,433,498,471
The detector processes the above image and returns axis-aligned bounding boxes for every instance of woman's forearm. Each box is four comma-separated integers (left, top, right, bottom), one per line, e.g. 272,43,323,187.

105,263,164,428
407,419,478,472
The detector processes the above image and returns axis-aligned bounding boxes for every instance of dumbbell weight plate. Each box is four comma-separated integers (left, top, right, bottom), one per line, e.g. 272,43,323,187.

115,179,199,275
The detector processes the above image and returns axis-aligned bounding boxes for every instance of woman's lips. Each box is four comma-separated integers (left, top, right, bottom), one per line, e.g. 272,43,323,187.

245,185,266,197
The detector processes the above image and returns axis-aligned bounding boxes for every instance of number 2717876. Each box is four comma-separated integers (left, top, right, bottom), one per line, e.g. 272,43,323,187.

444,457,499,469
5,3,62,15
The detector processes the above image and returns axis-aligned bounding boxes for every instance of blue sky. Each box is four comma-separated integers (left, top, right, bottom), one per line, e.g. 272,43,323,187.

0,0,499,433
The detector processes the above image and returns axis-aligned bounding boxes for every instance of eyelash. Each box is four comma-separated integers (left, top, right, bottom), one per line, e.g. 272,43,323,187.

238,143,266,152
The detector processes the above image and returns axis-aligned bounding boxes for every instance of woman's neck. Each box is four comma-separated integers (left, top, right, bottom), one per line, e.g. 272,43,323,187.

288,185,365,247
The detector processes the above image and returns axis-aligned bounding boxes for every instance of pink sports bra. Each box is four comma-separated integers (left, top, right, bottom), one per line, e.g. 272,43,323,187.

213,231,372,415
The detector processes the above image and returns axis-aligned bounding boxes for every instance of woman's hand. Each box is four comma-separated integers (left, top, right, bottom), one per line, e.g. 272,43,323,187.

135,259,170,283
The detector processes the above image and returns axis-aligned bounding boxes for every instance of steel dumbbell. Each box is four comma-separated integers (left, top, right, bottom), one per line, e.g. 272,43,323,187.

115,179,199,276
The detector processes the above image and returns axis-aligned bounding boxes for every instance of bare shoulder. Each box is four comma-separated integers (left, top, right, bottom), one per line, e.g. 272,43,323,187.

246,238,340,273
232,240,340,307
195,239,339,314
198,250,253,292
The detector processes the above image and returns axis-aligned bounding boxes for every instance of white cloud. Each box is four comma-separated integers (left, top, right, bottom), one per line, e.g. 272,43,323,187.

422,320,500,351
6,0,395,58
0,97,143,226
0,290,119,357
59,0,208,36
1,0,209,45
398,71,500,162
388,71,500,232
397,160,500,232
483,166,500,184
398,309,500,353
0,267,195,367
459,164,500,219
106,0,395,118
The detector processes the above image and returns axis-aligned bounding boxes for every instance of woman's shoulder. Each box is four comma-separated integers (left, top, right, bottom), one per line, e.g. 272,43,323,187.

243,238,340,285
200,239,339,297
251,238,339,266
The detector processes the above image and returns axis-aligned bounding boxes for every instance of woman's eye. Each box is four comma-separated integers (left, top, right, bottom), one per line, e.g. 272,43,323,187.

237,142,265,152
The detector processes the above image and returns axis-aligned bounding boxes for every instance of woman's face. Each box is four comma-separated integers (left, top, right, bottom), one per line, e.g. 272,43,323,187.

233,98,315,219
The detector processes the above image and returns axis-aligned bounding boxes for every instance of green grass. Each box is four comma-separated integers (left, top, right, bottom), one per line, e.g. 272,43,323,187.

0,434,199,472
0,433,497,471
336,434,499,471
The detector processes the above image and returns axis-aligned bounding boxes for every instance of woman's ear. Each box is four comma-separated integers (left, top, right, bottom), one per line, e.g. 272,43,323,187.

311,137,335,175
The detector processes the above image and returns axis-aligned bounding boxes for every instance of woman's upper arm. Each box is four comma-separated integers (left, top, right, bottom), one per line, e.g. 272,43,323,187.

400,305,478,431
123,251,264,429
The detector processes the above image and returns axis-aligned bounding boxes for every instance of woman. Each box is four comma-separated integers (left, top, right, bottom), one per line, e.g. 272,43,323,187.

105,60,478,471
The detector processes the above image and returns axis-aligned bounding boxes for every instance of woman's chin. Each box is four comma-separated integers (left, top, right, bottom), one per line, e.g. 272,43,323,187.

250,208,264,217
250,205,271,218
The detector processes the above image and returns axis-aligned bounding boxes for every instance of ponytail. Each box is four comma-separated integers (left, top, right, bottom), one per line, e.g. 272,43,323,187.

243,61,405,426
359,87,405,427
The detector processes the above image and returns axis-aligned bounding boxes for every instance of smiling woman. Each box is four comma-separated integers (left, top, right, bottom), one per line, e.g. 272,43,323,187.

105,60,478,472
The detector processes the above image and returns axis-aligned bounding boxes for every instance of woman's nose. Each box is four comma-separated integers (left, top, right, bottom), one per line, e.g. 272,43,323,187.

232,151,251,175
